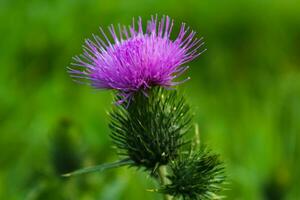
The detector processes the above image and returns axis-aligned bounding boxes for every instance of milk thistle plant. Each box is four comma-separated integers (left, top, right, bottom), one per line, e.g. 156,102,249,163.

66,15,226,200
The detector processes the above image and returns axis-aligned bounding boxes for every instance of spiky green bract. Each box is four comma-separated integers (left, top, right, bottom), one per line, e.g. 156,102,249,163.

162,149,225,200
109,87,191,171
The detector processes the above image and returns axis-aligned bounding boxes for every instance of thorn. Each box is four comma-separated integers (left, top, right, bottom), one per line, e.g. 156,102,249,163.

194,123,200,147
146,188,159,193
61,173,71,177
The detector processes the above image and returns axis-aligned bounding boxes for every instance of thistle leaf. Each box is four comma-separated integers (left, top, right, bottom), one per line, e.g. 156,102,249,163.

62,158,134,177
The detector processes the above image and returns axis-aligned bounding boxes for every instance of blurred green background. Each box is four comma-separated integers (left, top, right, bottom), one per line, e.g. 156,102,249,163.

1,0,300,199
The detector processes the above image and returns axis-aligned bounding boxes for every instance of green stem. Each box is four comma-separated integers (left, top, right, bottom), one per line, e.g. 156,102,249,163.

158,165,172,200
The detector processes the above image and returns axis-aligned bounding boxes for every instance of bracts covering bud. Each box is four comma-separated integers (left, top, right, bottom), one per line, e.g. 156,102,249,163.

109,87,191,171
161,148,226,200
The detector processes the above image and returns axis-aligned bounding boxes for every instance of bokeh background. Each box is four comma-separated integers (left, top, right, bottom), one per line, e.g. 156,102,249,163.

1,0,300,199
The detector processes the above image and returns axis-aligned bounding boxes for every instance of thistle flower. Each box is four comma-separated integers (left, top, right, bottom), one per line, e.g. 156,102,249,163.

65,16,227,200
68,15,204,101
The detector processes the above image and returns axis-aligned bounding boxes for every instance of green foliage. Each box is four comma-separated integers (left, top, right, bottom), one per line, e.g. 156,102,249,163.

51,119,82,175
109,87,191,171
162,149,225,200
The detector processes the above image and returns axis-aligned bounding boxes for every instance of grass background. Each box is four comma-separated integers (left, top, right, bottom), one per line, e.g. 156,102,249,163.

0,0,299,199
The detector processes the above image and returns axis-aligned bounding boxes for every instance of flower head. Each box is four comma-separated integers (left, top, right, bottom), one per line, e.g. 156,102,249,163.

68,15,204,99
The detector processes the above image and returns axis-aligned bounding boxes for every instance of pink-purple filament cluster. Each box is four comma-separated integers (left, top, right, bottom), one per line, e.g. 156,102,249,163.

68,15,204,100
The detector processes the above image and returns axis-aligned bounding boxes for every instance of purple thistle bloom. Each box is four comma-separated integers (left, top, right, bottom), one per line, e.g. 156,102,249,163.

68,15,204,101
